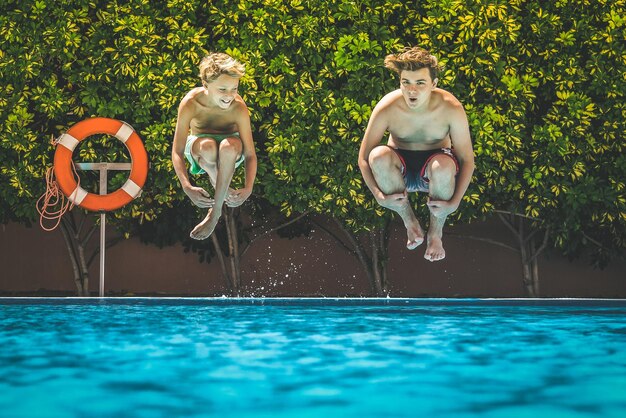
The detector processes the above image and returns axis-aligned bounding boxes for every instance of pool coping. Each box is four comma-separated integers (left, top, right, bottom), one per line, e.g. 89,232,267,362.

1,297,625,307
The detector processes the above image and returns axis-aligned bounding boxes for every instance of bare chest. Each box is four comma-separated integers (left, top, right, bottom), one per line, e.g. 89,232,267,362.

388,113,450,146
190,108,238,134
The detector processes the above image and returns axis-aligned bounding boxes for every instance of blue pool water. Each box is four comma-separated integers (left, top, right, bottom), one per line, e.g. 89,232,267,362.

1,298,625,418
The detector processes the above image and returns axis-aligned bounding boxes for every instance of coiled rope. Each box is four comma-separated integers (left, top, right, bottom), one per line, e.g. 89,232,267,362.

36,135,80,231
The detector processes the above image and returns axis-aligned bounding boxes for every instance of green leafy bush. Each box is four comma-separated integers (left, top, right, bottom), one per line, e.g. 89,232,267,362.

1,0,624,263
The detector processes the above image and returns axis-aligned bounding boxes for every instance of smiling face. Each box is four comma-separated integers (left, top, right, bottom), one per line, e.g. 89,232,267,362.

205,74,240,109
399,68,437,109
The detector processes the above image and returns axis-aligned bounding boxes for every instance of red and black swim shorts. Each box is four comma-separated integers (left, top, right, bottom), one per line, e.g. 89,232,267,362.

388,147,459,192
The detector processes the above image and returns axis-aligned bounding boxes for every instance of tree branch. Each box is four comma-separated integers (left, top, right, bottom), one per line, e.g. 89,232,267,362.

240,211,311,257
446,232,520,253
81,224,98,248
523,227,541,245
87,235,125,267
310,219,356,255
497,212,519,238
212,234,233,293
494,209,542,222
528,227,551,264
581,232,625,260
60,217,83,295
225,209,240,293
77,211,87,237
333,218,372,268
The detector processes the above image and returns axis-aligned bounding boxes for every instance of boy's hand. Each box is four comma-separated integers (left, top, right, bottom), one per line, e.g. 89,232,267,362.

426,198,458,218
225,188,252,207
376,190,408,211
184,186,214,208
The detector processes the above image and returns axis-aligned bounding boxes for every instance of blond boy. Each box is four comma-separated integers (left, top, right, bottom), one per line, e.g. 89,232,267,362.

172,53,257,240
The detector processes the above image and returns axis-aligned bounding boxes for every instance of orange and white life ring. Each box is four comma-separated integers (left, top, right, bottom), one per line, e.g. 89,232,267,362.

53,117,148,212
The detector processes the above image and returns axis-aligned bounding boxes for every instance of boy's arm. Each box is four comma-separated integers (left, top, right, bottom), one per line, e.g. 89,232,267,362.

427,103,475,215
447,104,474,207
228,102,257,206
358,105,388,200
358,104,407,209
171,100,213,207
239,104,257,192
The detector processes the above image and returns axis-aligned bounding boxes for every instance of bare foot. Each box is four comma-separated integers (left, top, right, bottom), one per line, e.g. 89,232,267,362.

190,209,221,240
424,234,445,261
406,223,425,250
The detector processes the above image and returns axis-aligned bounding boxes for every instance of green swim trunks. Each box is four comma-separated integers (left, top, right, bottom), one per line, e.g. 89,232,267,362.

184,132,245,175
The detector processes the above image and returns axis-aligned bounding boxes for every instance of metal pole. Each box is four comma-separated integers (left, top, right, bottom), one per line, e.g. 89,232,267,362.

100,212,105,297
99,166,107,298
75,162,131,298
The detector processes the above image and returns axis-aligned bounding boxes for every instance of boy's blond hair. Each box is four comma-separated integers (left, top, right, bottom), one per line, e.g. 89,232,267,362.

384,47,442,81
199,53,245,87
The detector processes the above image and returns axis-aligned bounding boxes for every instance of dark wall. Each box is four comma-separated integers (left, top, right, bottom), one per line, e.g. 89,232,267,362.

1,217,624,297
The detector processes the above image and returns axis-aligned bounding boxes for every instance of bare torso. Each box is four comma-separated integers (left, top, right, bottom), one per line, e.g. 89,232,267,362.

185,87,242,135
385,89,457,150
358,67,475,262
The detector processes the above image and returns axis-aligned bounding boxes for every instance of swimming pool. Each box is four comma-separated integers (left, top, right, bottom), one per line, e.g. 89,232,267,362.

1,298,625,417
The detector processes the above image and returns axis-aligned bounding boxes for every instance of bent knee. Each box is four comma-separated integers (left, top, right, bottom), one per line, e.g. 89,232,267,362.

368,146,399,171
427,155,457,182
218,137,243,158
194,138,218,160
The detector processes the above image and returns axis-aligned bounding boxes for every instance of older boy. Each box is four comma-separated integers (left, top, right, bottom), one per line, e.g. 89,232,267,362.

358,47,474,261
172,52,257,240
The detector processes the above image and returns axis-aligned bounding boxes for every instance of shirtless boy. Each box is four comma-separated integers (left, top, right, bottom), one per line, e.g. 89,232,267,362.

358,47,474,261
172,52,257,240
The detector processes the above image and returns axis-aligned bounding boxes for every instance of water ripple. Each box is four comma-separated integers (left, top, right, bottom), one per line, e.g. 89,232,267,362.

1,299,625,418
